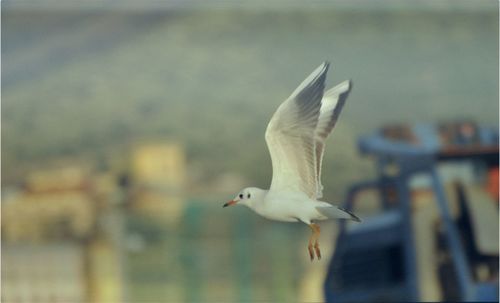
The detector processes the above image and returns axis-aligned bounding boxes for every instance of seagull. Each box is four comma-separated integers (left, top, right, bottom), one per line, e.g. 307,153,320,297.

223,62,361,261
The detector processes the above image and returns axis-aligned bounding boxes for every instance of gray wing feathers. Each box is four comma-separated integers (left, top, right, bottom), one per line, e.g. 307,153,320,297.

316,205,361,222
266,62,352,200
314,80,352,198
320,80,352,139
266,62,329,198
285,62,329,134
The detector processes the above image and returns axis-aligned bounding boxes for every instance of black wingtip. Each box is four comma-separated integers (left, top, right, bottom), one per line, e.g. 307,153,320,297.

340,206,361,222
347,79,353,91
350,213,362,222
349,210,362,222
322,61,330,72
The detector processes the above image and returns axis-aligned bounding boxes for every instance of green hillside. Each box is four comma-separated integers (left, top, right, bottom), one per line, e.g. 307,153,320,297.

2,7,498,196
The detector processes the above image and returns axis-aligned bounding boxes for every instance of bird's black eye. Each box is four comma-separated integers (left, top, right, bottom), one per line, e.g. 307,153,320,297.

247,193,251,199
239,194,243,199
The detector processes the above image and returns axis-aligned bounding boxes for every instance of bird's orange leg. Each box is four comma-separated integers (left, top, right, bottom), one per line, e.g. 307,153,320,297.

312,224,321,260
308,228,315,261
308,223,321,261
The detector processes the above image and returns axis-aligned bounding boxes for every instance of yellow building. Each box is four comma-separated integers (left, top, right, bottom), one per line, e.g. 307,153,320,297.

1,165,124,303
2,191,95,242
25,166,90,193
2,166,94,242
130,143,186,224
131,143,185,191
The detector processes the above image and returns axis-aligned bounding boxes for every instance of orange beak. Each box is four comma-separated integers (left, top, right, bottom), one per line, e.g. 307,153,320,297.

223,200,237,208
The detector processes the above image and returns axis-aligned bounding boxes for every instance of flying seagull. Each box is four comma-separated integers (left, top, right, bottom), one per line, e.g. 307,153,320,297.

223,62,360,261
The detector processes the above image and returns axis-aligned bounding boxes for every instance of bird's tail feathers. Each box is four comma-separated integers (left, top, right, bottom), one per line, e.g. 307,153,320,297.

316,205,361,222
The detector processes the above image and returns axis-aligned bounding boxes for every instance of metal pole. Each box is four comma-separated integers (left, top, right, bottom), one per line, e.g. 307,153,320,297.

395,172,420,301
429,168,473,301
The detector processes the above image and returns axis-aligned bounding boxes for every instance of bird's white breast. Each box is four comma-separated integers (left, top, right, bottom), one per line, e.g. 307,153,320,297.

252,190,325,223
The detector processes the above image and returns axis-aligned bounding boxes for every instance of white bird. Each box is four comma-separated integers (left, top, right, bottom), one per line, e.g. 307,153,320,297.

223,62,360,261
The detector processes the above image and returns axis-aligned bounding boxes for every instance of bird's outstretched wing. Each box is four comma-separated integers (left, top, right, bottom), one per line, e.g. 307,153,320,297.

265,62,351,199
314,80,352,198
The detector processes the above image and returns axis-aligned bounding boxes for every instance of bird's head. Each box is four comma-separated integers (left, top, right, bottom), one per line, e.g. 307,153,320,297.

223,187,264,208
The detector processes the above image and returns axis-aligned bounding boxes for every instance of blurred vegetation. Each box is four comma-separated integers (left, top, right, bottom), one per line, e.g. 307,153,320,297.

2,6,498,198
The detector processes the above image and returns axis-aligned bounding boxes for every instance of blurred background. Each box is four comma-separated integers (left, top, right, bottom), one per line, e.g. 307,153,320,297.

1,1,498,302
